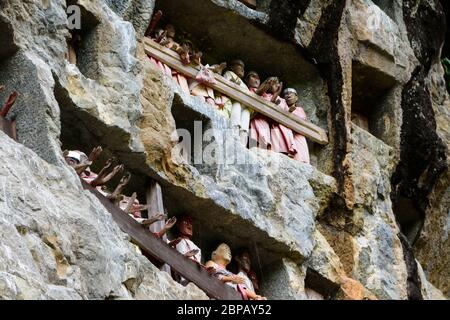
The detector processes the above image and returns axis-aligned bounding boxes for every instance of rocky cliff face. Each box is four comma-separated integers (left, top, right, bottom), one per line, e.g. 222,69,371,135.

0,0,448,300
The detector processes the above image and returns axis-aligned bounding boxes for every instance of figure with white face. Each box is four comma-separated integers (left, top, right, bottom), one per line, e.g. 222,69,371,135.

283,88,310,164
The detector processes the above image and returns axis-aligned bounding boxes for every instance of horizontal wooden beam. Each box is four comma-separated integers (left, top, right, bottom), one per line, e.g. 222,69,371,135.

0,117,16,140
81,180,242,300
144,37,329,145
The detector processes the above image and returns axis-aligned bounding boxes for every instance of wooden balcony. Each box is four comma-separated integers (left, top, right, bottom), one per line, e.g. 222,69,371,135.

81,180,243,300
144,38,329,145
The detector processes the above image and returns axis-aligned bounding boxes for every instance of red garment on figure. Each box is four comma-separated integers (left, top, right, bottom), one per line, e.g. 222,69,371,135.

249,89,272,149
268,95,296,155
149,56,171,76
147,37,190,95
289,106,310,163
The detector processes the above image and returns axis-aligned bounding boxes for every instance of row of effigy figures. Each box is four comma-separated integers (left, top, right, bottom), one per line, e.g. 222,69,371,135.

63,148,266,300
145,14,310,164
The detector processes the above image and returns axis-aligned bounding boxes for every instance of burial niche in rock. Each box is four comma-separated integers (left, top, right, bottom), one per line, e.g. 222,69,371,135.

351,61,398,145
171,94,212,166
259,261,339,300
392,195,424,245
0,16,18,62
304,268,340,299
55,79,151,208
66,1,101,80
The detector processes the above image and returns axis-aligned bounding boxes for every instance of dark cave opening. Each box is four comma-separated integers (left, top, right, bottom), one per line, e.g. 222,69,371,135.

171,95,212,167
55,79,152,215
66,0,101,80
304,268,340,299
393,196,424,244
351,61,397,144
162,185,280,295
0,16,18,62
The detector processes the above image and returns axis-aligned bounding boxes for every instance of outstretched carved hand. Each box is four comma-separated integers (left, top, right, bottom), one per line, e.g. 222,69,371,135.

155,216,177,238
100,158,115,173
165,216,177,229
184,249,199,258
88,146,103,162
149,212,167,221
108,172,131,203
118,172,131,188
141,213,167,226
90,159,122,187
62,149,69,158
104,164,124,182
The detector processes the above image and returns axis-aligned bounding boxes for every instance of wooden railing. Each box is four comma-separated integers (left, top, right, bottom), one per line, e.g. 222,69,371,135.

81,180,242,300
0,117,16,140
144,37,329,145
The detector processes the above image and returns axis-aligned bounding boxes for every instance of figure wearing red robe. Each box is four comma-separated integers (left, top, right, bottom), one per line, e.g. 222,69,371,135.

246,72,272,150
147,25,190,95
283,88,310,164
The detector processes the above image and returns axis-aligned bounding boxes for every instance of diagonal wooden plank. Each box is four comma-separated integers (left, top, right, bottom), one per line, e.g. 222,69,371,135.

144,37,329,145
81,179,242,300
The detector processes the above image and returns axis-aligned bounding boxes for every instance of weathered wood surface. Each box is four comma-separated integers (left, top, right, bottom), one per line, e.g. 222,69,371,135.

81,180,242,300
144,37,329,145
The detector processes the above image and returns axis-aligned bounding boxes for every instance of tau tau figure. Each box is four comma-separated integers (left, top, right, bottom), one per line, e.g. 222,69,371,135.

148,24,190,94
234,251,263,297
206,243,266,300
64,147,125,196
169,215,201,263
223,60,252,145
256,77,297,156
246,72,272,150
168,215,201,285
283,88,310,164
